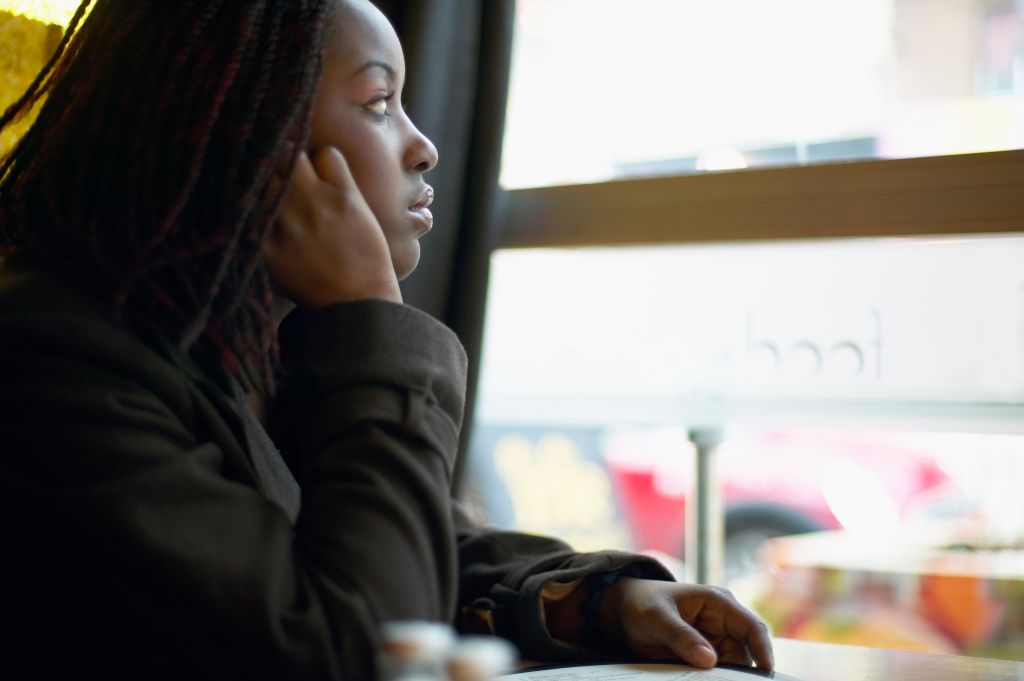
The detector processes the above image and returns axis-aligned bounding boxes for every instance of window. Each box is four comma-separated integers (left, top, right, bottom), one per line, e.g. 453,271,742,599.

462,0,1024,661
502,0,1024,189
465,236,1024,659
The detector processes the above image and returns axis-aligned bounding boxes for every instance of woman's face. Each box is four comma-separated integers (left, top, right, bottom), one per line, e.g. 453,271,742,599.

307,0,439,281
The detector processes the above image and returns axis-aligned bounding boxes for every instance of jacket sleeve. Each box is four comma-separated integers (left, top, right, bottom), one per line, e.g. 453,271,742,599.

451,501,676,663
0,296,466,680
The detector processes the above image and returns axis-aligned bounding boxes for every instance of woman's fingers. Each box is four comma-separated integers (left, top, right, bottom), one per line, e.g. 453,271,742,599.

280,151,319,205
611,579,775,672
310,145,352,190
713,592,774,670
272,151,317,227
714,636,755,667
647,614,719,668
263,146,401,306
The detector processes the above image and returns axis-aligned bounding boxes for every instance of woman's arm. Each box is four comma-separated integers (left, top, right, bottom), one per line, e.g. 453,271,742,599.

0,265,466,680
451,491,773,670
451,502,675,662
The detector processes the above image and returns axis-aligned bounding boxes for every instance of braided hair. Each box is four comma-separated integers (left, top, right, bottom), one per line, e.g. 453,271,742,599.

0,0,333,392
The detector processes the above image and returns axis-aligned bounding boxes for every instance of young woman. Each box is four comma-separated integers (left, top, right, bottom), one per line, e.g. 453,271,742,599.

0,1,773,678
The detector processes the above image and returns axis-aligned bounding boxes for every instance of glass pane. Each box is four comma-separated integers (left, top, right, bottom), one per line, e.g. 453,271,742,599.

474,234,1024,415
501,0,1024,188
461,233,1024,659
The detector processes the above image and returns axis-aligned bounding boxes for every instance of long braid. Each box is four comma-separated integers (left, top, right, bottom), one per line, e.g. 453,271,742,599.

0,0,331,392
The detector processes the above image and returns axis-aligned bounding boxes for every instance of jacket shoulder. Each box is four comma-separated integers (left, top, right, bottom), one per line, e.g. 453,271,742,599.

0,259,190,400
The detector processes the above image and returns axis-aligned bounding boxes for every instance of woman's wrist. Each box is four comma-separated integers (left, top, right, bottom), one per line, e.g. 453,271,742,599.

543,578,589,646
580,570,625,648
543,571,633,652
594,575,634,649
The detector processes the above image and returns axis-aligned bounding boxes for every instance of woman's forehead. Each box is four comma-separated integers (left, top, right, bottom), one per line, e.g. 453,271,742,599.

326,0,404,69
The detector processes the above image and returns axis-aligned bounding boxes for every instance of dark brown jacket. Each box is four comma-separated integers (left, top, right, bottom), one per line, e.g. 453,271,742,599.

0,257,671,679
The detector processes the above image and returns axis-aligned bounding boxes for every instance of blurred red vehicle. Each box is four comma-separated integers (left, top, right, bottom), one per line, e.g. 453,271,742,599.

602,427,964,580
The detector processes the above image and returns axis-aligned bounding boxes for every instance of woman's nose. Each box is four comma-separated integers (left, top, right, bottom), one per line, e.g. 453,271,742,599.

406,124,439,173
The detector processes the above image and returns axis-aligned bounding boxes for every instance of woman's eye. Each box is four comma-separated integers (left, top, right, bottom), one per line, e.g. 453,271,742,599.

366,93,394,116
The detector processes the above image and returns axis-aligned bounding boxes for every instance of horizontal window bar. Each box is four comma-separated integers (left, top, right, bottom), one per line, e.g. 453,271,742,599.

500,150,1024,248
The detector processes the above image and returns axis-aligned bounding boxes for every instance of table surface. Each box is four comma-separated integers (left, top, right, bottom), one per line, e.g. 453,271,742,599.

773,638,1024,681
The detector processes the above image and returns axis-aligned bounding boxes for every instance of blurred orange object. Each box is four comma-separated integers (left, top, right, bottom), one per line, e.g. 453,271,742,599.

788,604,958,654
752,529,1024,659
919,570,1004,649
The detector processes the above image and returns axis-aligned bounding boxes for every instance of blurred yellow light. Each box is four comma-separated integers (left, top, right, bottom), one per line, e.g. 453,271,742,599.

695,145,749,172
0,0,83,26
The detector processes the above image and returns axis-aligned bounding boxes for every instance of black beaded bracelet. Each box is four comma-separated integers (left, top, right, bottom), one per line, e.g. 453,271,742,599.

579,569,625,647
579,564,656,648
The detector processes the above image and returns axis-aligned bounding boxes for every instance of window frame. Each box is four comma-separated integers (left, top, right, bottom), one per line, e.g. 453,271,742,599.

499,150,1024,248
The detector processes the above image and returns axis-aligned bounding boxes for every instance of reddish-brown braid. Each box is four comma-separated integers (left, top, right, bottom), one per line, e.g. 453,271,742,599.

0,0,332,393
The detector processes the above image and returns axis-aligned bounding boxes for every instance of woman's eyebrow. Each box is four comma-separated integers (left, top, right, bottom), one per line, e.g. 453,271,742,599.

351,60,396,81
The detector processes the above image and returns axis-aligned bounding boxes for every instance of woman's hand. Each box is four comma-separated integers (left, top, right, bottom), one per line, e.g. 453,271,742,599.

546,577,774,671
599,578,774,670
264,146,402,307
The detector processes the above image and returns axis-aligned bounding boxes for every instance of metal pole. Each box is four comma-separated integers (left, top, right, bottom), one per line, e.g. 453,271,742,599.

687,427,723,585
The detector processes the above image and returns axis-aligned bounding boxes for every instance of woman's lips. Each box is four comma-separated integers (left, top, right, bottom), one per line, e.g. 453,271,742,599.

409,186,434,232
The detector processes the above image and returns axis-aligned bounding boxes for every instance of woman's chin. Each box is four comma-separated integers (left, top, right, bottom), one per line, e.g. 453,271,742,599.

392,243,421,281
